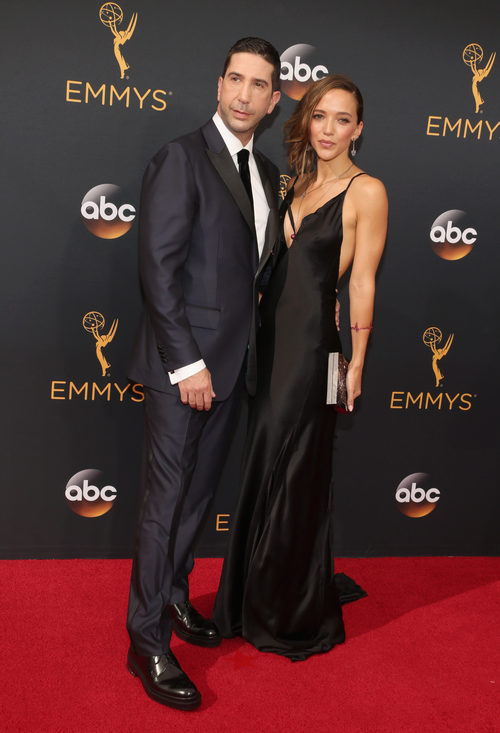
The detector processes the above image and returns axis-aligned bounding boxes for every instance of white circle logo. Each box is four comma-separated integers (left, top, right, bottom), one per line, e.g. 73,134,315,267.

395,472,440,518
280,44,329,100
81,184,136,239
430,210,477,260
65,469,117,517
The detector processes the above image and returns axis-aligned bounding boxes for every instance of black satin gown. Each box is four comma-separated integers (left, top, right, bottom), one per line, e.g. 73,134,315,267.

213,175,366,661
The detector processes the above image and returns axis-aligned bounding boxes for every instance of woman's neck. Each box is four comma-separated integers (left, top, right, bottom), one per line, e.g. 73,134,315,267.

312,156,354,184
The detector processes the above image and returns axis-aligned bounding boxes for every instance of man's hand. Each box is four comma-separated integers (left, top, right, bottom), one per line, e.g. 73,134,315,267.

178,368,215,411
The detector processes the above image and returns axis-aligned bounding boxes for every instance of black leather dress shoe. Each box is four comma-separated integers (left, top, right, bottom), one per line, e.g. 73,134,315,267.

127,647,201,710
169,601,221,647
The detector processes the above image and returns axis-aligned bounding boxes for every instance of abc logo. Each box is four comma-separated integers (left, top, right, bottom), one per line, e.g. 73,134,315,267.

81,184,136,239
65,469,117,517
395,472,440,518
280,44,329,100
430,210,477,260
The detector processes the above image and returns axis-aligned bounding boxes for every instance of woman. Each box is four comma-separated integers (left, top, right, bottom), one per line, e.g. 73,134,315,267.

213,75,388,661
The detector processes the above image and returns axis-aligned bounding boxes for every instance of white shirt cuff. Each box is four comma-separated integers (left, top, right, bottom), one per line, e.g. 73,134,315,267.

168,359,206,385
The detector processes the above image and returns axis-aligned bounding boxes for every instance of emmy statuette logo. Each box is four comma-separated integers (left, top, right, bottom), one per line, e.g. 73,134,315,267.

389,328,474,412
48,310,144,404
64,5,169,112
426,42,499,141
99,3,137,79
83,311,118,377
423,327,454,388
463,43,496,113
279,174,291,200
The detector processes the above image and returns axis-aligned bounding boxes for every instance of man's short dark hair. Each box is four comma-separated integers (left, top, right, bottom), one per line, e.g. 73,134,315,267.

222,37,281,92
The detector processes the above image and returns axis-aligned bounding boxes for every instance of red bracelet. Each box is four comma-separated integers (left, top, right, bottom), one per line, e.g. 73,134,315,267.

350,322,373,332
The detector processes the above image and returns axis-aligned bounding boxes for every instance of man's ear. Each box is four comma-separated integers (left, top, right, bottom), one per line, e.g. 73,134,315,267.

267,90,281,114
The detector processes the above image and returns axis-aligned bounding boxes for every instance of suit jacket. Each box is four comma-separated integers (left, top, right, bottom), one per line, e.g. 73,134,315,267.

128,119,280,401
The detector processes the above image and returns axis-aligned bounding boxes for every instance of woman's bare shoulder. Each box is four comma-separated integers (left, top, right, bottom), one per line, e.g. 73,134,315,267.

350,171,387,201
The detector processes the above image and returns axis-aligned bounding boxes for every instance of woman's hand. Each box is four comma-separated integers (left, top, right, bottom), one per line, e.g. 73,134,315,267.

346,363,362,412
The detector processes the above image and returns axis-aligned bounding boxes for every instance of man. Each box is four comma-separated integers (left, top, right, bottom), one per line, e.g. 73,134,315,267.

126,38,281,710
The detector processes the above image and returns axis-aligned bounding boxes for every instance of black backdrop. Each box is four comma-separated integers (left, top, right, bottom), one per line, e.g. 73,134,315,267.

1,0,499,558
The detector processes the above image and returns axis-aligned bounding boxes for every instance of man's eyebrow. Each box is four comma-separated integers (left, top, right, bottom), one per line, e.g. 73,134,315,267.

228,71,269,86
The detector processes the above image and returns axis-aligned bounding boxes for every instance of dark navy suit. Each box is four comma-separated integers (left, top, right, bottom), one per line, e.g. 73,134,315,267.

127,119,279,655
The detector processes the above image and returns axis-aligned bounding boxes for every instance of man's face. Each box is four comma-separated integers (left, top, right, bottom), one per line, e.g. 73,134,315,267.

217,52,280,145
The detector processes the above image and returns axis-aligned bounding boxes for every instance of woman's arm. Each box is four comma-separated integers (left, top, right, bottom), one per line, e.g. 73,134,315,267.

347,177,388,411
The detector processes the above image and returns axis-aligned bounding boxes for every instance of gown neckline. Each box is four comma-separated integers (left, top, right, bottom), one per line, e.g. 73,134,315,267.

285,173,366,250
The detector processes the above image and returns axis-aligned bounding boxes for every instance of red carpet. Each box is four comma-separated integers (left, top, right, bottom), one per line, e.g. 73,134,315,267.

1,557,499,732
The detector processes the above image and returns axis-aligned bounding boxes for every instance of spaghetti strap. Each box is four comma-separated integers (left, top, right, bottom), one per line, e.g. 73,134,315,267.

286,176,298,235
344,172,366,193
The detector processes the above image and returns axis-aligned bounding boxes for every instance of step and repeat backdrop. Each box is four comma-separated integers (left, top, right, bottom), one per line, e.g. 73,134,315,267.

1,0,498,558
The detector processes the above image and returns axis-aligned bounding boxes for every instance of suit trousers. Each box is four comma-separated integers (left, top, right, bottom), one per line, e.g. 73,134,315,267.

127,377,244,655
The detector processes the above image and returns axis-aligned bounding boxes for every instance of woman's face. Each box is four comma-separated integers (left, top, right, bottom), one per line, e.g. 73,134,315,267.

309,89,363,162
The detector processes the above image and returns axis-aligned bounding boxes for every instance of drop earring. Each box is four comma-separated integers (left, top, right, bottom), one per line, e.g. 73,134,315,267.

350,138,357,157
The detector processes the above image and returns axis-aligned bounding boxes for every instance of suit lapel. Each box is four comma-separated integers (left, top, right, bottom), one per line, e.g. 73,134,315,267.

254,153,276,213
254,152,279,278
203,121,255,234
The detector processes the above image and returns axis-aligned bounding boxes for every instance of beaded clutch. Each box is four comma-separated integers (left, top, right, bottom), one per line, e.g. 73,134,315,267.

326,352,349,413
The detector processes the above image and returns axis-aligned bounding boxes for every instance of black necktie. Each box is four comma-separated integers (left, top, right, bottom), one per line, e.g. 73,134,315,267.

237,148,254,210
